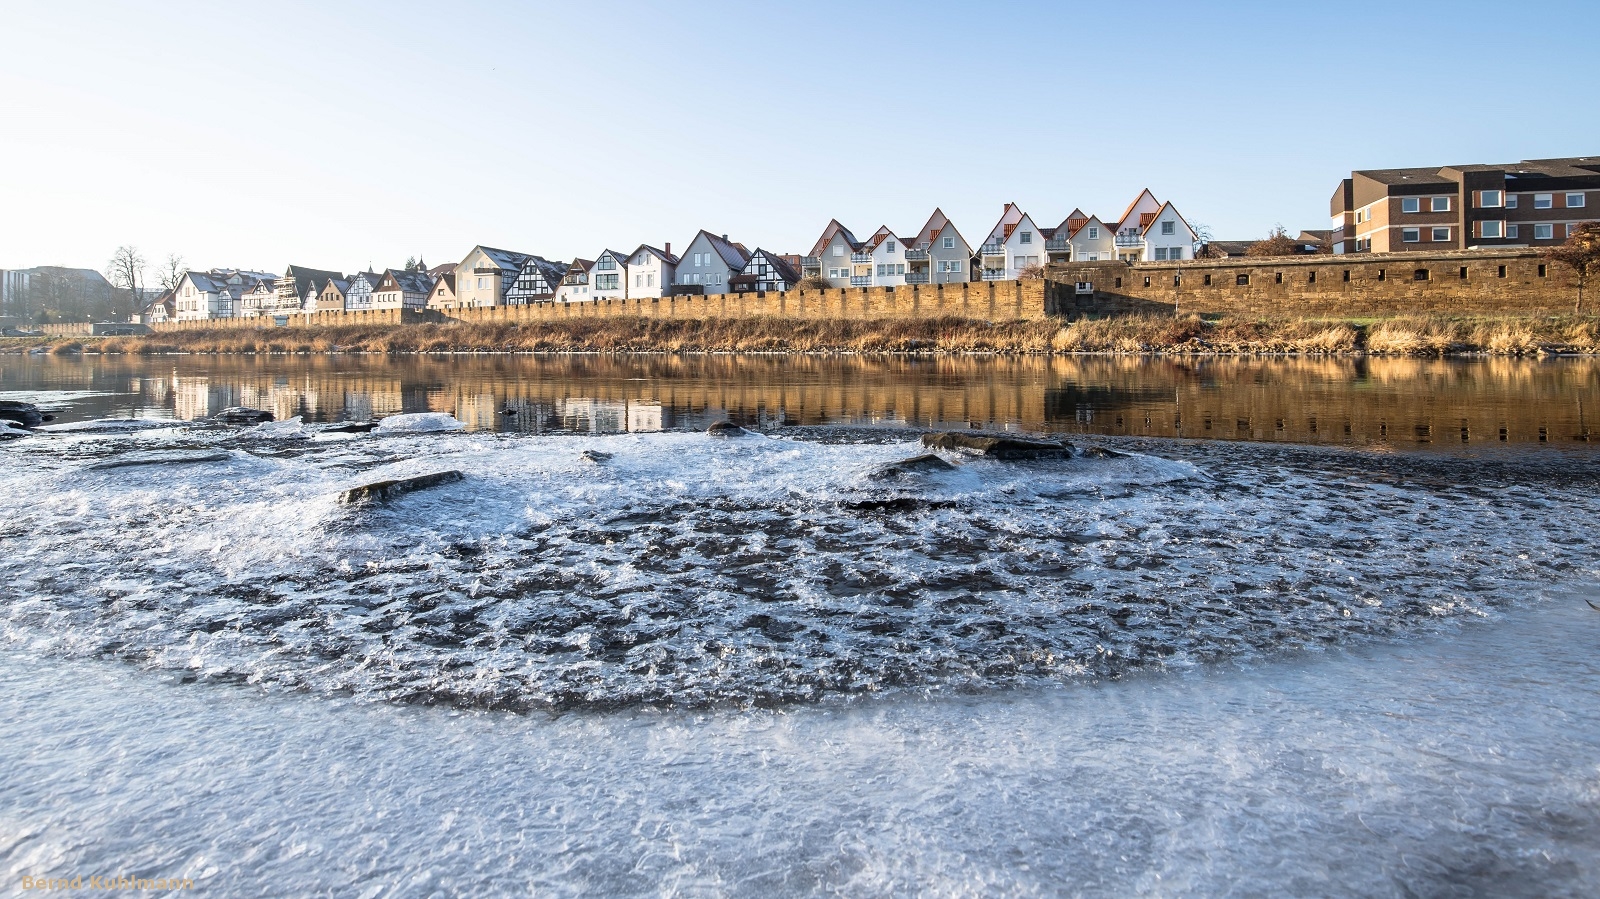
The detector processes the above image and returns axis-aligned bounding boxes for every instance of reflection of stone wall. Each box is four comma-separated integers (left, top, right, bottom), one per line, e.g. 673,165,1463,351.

1048,248,1581,318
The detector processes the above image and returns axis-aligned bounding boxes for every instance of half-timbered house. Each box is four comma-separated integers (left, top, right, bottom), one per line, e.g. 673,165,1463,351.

505,256,567,304
455,246,534,308
344,271,384,311
731,249,801,293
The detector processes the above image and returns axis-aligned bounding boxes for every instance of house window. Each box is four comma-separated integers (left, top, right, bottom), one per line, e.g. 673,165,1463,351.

1534,224,1554,240
1481,221,1503,239
1402,197,1420,214
943,237,954,249
1506,194,1518,208
1507,224,1520,239
832,245,843,256
1571,223,1581,238
1154,248,1166,260
1402,228,1421,243
477,277,486,289
1431,197,1450,212
648,274,655,287
1343,270,1350,282
1161,221,1175,235
1479,190,1503,208
1020,231,1032,244
1568,192,1587,208
635,275,642,287
1534,193,1553,209
1087,227,1098,239
886,241,896,253
1432,227,1450,242
1377,269,1386,281
896,264,905,274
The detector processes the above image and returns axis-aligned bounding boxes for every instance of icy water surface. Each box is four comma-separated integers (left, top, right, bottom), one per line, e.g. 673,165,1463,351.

2,599,1598,897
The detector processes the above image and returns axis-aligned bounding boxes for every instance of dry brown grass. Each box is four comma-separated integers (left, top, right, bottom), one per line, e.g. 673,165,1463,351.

9,314,1598,357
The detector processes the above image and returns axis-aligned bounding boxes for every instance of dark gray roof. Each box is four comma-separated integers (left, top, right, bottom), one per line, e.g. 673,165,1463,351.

697,230,751,269
745,249,800,284
1352,167,1458,186
630,244,681,265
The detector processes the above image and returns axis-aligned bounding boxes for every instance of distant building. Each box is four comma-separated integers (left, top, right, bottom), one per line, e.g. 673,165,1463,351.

455,246,534,308
731,249,800,293
803,220,862,288
673,231,749,295
588,249,630,301
505,256,567,305
1330,156,1600,254
264,265,342,318
906,208,973,284
555,259,594,303
372,266,435,310
978,203,1045,280
626,244,677,299
174,269,277,320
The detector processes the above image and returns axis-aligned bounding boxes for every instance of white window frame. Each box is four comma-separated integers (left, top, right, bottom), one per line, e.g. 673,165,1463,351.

1431,196,1450,212
1431,227,1450,242
1161,221,1175,235
1401,197,1421,214
1507,224,1520,239
1401,227,1421,243
832,245,843,257
1479,190,1503,208
1480,220,1503,239
1019,231,1032,244
1534,223,1554,241
1534,193,1553,209
1567,192,1587,208
1506,194,1518,209
1087,227,1099,239
942,236,954,249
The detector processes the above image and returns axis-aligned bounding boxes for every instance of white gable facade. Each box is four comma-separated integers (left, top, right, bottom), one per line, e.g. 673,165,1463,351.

589,250,629,301
627,246,676,299
1068,217,1114,262
1141,203,1197,261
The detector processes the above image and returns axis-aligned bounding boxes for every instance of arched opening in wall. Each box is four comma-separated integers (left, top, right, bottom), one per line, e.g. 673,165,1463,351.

1236,274,1250,286
1414,268,1430,281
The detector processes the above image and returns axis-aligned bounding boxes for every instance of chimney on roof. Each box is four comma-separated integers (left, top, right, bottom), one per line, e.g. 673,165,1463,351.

722,234,728,241
664,242,670,256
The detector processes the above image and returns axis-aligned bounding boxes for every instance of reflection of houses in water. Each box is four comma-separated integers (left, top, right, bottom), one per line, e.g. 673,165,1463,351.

451,391,502,432
554,398,673,434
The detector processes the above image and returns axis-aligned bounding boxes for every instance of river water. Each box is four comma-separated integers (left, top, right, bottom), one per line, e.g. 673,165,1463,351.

2,353,1598,896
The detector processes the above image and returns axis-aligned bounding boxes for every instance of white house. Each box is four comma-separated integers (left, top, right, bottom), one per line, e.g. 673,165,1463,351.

1137,202,1197,261
372,268,435,310
858,226,908,287
505,256,566,304
344,271,383,311
237,278,277,318
172,269,277,321
588,249,629,301
555,259,594,303
803,220,860,287
455,246,534,308
1110,189,1164,261
626,244,677,299
732,250,800,293
979,203,1044,280
907,208,972,284
674,230,749,295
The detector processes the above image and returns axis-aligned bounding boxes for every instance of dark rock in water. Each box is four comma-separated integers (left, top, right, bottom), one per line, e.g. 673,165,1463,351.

338,470,464,506
871,453,956,480
1076,445,1127,459
845,497,957,513
216,407,275,424
88,451,232,471
0,423,30,440
323,421,377,434
0,401,48,428
580,450,613,463
707,421,747,437
921,431,1072,459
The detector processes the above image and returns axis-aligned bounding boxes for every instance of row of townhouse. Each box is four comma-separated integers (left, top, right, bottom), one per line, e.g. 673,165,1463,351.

799,191,1199,289
153,189,1200,320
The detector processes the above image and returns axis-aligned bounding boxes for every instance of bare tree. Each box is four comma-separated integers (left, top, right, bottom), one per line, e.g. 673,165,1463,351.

158,254,186,292
1543,221,1600,314
106,246,147,320
1189,221,1215,257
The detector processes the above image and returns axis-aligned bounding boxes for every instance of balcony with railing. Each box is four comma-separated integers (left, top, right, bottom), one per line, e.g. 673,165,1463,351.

850,252,874,263
1045,237,1070,252
800,256,820,270
903,248,929,261
849,275,872,287
1114,233,1145,248
980,240,1006,257
904,271,930,284
981,269,1009,281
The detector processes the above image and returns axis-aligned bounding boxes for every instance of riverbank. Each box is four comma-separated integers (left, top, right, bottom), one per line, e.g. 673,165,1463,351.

6,313,1600,356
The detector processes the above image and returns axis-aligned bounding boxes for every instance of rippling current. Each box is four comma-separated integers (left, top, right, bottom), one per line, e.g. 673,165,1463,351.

3,412,1597,711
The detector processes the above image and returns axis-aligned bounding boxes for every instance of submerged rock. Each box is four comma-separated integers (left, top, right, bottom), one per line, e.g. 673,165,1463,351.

921,432,1072,459
338,470,464,506
374,413,465,434
0,401,51,428
580,450,613,464
871,453,957,480
707,421,748,437
87,451,232,471
1077,446,1127,459
215,407,275,424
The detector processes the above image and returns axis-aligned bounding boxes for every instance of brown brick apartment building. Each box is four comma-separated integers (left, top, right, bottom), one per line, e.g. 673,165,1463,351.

1331,156,1600,254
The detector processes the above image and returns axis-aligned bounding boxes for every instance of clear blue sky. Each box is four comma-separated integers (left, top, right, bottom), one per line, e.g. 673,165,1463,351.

3,0,1597,274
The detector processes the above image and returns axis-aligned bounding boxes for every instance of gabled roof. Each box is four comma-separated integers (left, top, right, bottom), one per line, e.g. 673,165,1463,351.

281,266,344,297
1139,201,1196,238
630,244,680,265
744,249,801,283
1066,214,1108,239
690,230,751,269
984,203,1026,243
377,269,434,294
469,245,535,273
322,278,350,294
569,258,594,273
808,219,860,257
1112,189,1160,230
596,249,630,269
516,255,567,286
861,226,902,253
